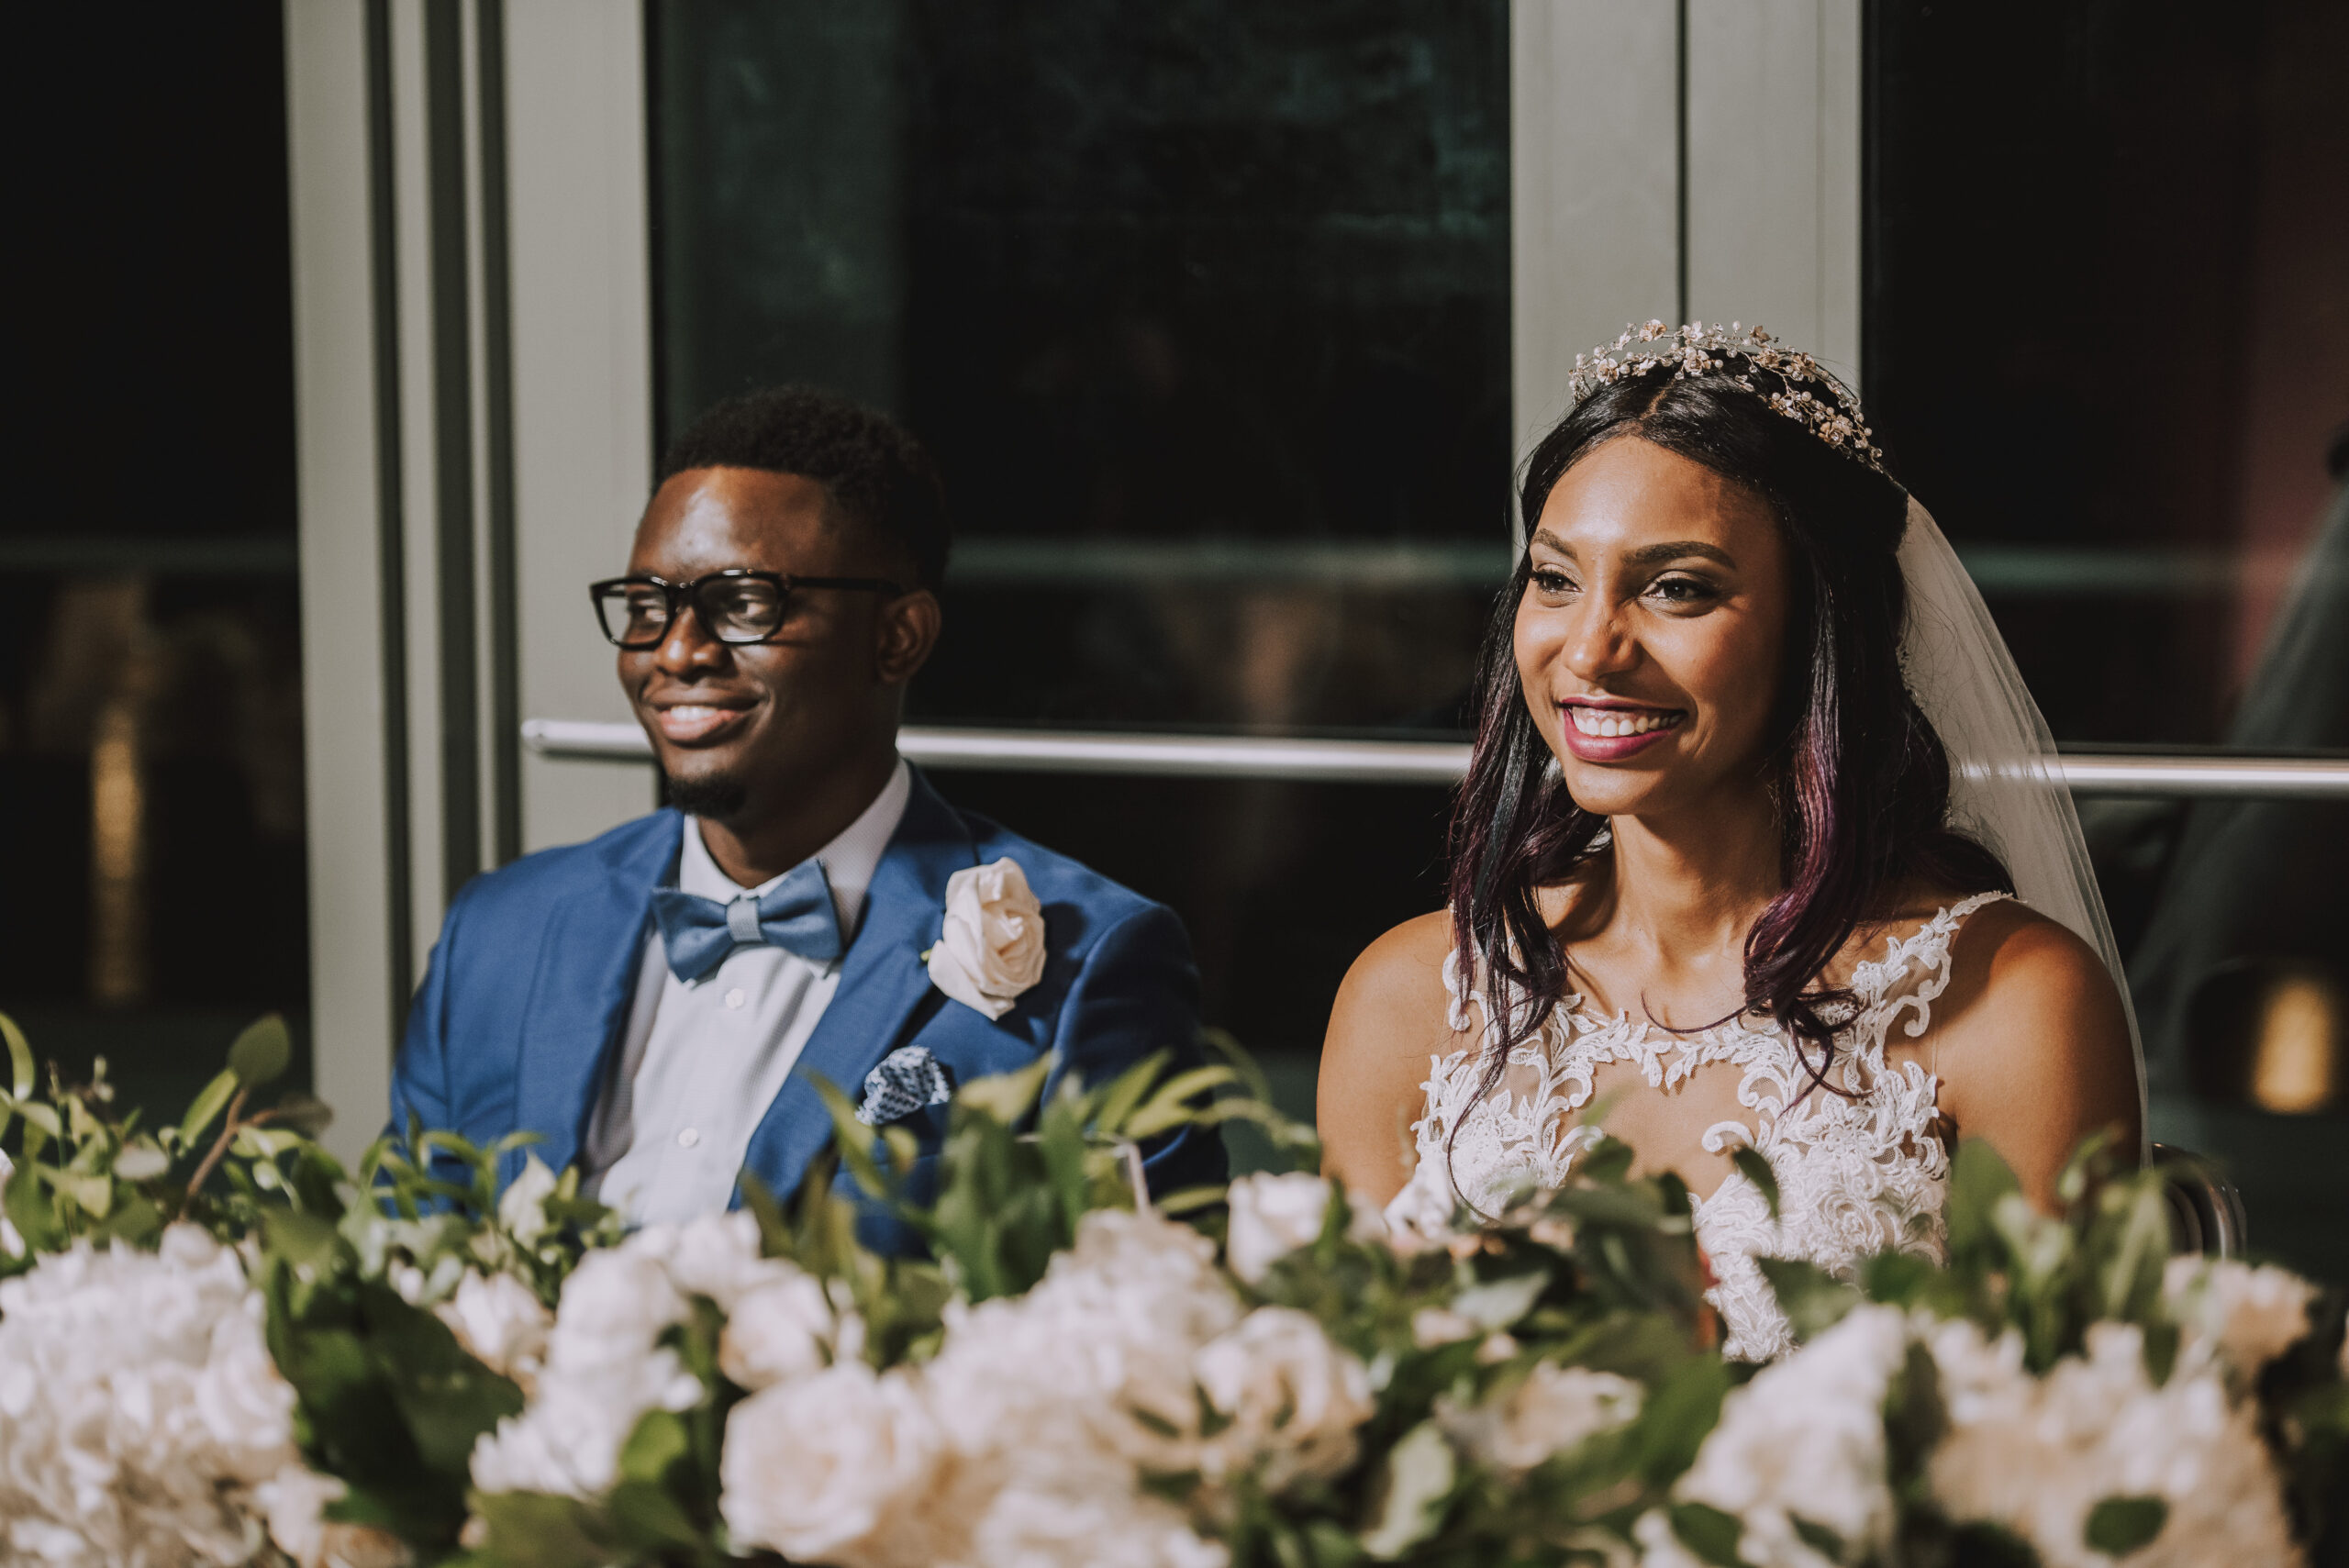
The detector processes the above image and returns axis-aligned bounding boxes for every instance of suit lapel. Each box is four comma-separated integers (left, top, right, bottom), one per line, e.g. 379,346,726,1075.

739,767,975,1205
512,810,681,1175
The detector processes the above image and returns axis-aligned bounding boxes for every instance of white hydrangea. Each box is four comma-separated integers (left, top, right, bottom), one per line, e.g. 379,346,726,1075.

1640,1303,1911,1568
720,1361,944,1568
252,1467,411,1568
1224,1171,1381,1284
1436,1361,1644,1476
2162,1255,2315,1389
1191,1306,1375,1490
435,1270,553,1396
0,1225,306,1565
1927,1318,2300,1568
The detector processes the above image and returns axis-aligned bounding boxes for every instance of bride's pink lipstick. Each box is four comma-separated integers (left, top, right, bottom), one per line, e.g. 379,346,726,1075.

1557,696,1687,762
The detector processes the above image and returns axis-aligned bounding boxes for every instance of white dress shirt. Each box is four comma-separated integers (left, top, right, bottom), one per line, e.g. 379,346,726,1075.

584,760,912,1225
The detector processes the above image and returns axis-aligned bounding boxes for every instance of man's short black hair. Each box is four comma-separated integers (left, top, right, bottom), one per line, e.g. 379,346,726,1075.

657,385,950,591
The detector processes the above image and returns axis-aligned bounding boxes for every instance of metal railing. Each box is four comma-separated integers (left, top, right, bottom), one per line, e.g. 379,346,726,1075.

521,719,2349,799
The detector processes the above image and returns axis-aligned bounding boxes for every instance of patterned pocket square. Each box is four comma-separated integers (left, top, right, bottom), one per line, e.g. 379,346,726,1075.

855,1045,955,1126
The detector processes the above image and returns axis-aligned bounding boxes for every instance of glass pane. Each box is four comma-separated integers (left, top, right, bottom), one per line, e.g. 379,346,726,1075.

651,0,1512,735
2,6,310,1115
649,1,1509,1122
1868,0,2349,1280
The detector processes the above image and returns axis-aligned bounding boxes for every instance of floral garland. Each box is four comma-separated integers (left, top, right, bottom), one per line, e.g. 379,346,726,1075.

1,1012,2343,1568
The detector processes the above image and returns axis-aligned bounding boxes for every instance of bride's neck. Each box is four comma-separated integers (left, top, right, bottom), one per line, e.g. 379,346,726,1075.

1600,784,1781,950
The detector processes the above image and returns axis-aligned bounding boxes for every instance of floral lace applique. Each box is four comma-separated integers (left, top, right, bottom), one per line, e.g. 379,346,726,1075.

1385,893,2008,1361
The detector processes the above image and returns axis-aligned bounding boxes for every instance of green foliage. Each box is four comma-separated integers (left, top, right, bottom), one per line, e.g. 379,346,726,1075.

1852,1138,2176,1377
0,1008,335,1269
2081,1496,2166,1556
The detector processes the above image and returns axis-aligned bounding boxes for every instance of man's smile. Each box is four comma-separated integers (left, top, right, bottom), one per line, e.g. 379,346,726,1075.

646,693,757,745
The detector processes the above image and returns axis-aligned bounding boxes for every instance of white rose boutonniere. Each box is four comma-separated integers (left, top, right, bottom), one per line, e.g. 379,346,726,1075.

927,858,1047,1020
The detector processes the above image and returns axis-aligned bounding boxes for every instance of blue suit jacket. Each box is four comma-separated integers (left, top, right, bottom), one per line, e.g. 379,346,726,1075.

389,766,1223,1242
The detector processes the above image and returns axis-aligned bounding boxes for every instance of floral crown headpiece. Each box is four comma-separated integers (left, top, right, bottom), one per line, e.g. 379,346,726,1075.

1568,319,1887,474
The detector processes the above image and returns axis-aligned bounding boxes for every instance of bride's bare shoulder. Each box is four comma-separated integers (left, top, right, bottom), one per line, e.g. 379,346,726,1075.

1326,910,1458,1042
1319,911,1467,1197
1919,891,2142,1203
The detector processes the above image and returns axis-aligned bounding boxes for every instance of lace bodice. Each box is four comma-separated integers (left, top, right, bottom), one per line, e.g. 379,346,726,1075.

1385,894,2007,1360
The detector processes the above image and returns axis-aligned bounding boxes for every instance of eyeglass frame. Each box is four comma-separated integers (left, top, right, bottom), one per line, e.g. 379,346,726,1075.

587,568,906,650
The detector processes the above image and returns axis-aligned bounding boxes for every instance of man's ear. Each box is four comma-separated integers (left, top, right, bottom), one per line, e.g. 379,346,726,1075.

874,588,942,685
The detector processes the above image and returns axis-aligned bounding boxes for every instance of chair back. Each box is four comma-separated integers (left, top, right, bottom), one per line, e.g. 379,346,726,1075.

2151,1142,2249,1258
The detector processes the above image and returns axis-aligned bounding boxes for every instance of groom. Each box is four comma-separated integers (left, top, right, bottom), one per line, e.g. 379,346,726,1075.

389,386,1222,1242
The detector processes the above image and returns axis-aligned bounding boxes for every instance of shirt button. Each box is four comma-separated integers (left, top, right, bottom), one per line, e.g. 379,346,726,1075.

676,1128,700,1149
724,987,746,1010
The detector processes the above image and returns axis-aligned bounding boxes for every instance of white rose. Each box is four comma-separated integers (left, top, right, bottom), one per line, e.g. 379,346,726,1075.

720,1268,843,1390
551,1245,690,1354
1667,1302,1909,1566
1437,1362,1643,1475
928,858,1047,1018
1227,1171,1383,1284
1193,1306,1375,1490
2163,1255,2315,1386
630,1210,797,1312
466,1245,703,1500
1928,1318,2299,1568
720,1362,943,1568
436,1272,553,1393
496,1154,558,1245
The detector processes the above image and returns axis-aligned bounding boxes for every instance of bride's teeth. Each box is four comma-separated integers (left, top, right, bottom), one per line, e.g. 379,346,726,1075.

1571,706,1675,738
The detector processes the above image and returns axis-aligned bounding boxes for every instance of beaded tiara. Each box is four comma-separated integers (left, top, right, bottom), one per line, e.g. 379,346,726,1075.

1568,319,1887,474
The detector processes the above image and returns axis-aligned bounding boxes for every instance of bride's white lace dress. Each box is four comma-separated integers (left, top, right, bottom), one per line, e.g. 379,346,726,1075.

1384,893,2008,1361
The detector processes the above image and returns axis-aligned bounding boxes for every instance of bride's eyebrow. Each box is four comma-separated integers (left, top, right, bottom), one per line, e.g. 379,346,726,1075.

1621,540,1735,569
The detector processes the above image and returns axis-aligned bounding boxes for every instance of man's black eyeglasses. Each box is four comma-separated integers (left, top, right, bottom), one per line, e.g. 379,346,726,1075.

589,569,903,650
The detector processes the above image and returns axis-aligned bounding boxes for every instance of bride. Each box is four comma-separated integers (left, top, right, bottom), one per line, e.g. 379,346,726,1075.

1318,324,2144,1361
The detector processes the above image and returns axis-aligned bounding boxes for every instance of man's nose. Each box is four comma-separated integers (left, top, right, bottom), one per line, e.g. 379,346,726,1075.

651,606,730,675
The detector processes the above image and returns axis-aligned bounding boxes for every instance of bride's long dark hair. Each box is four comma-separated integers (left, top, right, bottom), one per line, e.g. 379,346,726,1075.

1448,359,2012,1098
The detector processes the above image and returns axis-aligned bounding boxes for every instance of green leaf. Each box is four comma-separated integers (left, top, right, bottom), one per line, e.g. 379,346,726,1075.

618,1407,691,1486
2084,1496,2167,1556
112,1141,170,1182
822,1105,898,1205
1729,1146,1778,1220
1630,1355,1731,1485
954,1053,1056,1124
179,1068,240,1147
1669,1501,1750,1567
1359,1421,1456,1560
1756,1257,1858,1341
13,1101,61,1140
1789,1515,1844,1561
464,1490,619,1568
269,1091,337,1140
228,1013,294,1086
604,1476,707,1551
0,1010,31,1099
50,1168,114,1219
1089,1050,1171,1137
1123,1063,1241,1139
1944,1138,2023,1259
1452,1268,1549,1331
1946,1520,2043,1567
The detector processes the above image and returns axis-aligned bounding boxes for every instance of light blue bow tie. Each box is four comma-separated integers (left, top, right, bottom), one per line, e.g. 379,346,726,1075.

650,860,843,983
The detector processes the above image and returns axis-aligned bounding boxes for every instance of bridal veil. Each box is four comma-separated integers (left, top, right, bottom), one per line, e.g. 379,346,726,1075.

1897,495,2151,1143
